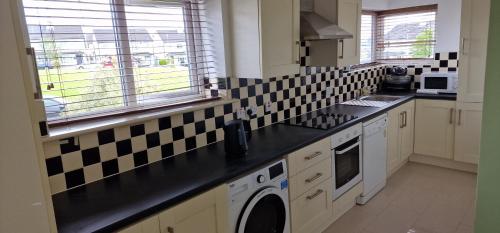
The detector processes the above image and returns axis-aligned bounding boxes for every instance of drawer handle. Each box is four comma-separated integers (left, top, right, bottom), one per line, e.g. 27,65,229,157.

305,173,323,183
167,227,174,233
306,189,324,200
304,152,322,161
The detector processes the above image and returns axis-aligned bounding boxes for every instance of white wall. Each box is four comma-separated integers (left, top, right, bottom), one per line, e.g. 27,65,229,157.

362,0,462,52
0,1,52,232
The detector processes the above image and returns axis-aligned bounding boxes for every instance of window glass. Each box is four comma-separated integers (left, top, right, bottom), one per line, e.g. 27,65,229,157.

360,13,374,63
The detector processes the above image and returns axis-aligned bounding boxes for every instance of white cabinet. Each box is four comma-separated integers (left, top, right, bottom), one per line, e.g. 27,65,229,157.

229,0,300,79
387,100,415,175
414,100,456,160
119,216,160,233
336,0,361,67
454,102,483,164
458,0,490,103
308,0,361,67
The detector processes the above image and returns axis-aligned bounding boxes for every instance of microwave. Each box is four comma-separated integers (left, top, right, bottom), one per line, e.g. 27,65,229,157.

418,72,458,94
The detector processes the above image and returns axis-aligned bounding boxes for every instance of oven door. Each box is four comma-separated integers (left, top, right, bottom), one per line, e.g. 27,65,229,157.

332,137,363,200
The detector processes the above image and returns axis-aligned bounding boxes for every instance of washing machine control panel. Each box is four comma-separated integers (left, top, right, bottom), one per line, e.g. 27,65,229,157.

256,175,266,183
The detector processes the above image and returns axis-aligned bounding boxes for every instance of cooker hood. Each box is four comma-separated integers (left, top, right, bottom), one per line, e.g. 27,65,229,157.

300,11,353,41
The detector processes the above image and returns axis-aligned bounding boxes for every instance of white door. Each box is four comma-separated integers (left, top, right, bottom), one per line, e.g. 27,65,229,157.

454,102,483,164
458,0,490,103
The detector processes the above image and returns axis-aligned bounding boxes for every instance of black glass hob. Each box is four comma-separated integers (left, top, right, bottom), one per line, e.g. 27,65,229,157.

280,110,358,130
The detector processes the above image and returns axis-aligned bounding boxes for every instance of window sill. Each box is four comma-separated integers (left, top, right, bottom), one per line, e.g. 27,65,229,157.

42,98,238,142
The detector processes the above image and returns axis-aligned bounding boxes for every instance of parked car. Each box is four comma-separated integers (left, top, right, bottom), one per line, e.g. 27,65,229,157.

43,96,66,118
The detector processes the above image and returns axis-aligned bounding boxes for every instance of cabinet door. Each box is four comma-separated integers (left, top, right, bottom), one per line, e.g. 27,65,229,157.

261,0,300,78
458,0,490,103
454,102,483,164
387,106,402,175
414,100,456,159
290,179,333,233
337,0,361,67
400,101,415,161
159,186,228,233
119,216,160,233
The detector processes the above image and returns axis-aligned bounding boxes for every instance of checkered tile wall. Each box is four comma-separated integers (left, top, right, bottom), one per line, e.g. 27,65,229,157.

43,63,386,194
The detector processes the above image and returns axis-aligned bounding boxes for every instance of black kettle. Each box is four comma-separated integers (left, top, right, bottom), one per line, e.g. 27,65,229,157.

223,120,251,157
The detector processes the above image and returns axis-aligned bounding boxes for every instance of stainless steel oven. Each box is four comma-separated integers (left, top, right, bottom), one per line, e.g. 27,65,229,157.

331,124,363,200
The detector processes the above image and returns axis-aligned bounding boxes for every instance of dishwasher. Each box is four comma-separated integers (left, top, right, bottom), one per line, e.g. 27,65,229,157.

357,114,388,204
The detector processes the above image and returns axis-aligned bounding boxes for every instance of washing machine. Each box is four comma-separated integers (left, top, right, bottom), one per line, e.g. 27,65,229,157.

228,159,290,233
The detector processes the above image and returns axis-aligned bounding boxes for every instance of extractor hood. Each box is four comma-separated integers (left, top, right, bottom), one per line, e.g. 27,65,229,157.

300,11,353,41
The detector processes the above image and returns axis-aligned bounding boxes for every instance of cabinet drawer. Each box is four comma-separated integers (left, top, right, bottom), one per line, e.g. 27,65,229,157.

287,138,331,176
289,158,332,200
290,179,333,233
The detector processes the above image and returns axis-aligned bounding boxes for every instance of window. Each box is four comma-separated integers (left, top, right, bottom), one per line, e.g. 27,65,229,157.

375,5,437,60
360,12,375,64
22,0,214,123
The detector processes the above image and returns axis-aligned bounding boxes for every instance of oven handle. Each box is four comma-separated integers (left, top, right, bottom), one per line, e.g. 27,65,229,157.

335,141,360,155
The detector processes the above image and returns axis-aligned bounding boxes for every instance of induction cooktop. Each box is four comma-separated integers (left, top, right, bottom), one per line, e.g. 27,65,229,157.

281,110,359,130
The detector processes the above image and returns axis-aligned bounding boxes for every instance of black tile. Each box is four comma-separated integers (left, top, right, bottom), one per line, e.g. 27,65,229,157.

434,53,440,60
289,78,295,88
183,112,195,124
257,117,265,128
276,80,283,91
98,129,115,145
65,169,85,189
263,83,270,94
158,116,171,130
206,131,217,144
415,68,423,75
46,157,63,176
215,116,225,129
277,101,284,111
449,52,458,60
231,89,240,98
284,109,290,119
224,103,233,114
172,126,184,141
440,60,448,67
204,107,215,119
185,137,197,151
133,151,148,167
161,143,174,158
60,137,80,154
146,132,160,148
82,147,101,166
248,85,256,97
283,90,290,99
271,113,278,123
130,124,145,137
116,139,132,157
270,92,277,102
256,95,264,106
102,159,119,177
240,98,249,107
195,121,206,134
239,79,248,87
39,121,48,136
431,67,440,72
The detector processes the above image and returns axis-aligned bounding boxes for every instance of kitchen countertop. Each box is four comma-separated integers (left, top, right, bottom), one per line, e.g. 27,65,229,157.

52,92,454,233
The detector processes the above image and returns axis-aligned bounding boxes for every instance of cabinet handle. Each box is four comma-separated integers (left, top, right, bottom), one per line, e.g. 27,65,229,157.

295,41,301,64
403,111,408,128
26,47,43,99
305,173,323,183
339,39,344,59
399,112,404,128
306,189,324,200
458,109,462,126
167,227,174,233
304,152,322,161
461,37,467,55
449,108,454,125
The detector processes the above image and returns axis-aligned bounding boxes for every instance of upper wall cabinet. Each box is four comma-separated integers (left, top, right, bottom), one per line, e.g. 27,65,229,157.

229,0,301,79
306,0,361,67
458,0,491,103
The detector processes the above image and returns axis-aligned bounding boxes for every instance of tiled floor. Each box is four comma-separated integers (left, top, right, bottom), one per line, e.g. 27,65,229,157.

324,162,477,233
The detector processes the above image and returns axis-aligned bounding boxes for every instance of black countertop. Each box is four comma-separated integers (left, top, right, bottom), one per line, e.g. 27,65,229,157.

52,92,454,233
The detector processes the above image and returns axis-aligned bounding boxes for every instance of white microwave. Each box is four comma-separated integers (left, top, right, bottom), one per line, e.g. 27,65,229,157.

418,72,458,94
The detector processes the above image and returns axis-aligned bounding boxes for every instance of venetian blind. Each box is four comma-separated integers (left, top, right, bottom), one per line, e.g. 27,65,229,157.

22,0,217,123
360,12,375,64
375,5,437,60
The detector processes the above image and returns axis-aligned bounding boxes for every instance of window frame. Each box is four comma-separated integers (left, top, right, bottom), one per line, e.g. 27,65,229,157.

20,0,214,125
364,4,438,62
360,10,377,64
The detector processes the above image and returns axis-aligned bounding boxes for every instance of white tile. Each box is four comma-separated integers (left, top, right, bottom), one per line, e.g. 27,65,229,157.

61,151,83,172
79,132,98,149
144,120,159,134
159,129,173,144
43,141,61,158
83,163,103,184
49,173,66,194
114,126,131,141
99,143,117,162
131,136,147,152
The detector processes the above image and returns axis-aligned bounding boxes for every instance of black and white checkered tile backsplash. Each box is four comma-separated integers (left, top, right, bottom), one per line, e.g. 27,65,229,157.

43,64,386,194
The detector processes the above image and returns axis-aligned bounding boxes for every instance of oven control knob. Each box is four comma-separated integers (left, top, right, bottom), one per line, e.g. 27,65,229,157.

257,175,266,183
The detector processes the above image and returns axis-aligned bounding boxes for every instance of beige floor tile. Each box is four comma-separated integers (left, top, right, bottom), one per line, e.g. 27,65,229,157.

323,163,477,233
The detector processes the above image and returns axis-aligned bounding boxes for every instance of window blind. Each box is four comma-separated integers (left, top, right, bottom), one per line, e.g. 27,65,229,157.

360,12,375,64
375,5,437,60
22,0,218,123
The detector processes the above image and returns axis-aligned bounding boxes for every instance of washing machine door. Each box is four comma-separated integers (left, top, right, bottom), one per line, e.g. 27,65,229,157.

237,187,288,233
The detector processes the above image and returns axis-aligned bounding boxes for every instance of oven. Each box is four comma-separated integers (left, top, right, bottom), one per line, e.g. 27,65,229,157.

331,124,363,200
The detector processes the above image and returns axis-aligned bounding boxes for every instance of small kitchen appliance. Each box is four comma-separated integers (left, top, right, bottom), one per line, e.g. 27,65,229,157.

417,72,458,94
224,120,250,157
381,66,413,91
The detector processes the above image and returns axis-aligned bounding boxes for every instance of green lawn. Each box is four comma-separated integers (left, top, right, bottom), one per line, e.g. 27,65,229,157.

39,66,190,115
